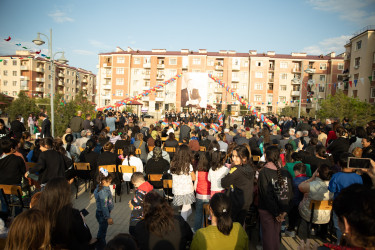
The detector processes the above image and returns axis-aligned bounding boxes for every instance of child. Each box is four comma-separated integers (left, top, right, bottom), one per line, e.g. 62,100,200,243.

193,152,211,232
128,172,154,236
94,168,114,248
208,150,229,197
170,145,196,221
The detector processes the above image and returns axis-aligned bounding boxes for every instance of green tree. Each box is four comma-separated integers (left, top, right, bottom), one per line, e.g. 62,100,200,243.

71,91,96,120
6,92,40,121
278,105,314,118
317,91,375,127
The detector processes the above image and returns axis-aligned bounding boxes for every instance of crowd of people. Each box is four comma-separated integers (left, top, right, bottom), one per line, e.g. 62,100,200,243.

0,110,375,250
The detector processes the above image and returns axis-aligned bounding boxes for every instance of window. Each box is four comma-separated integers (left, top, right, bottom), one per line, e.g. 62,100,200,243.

169,58,177,65
117,68,124,74
117,57,125,63
144,81,150,87
254,95,262,101
320,75,326,82
12,71,17,76
3,70,7,76
372,70,375,80
280,85,287,91
233,58,240,66
280,73,287,80
355,57,360,67
193,69,201,73
3,80,7,86
207,59,214,66
193,58,201,65
256,61,263,67
66,87,69,92
12,60,17,66
232,72,238,79
280,62,288,68
241,72,248,79
116,90,123,96
116,78,124,85
216,71,223,77
255,83,263,90
134,58,141,64
371,88,375,98
320,63,327,70
338,63,344,70
67,79,70,84
3,60,7,66
279,96,286,103
356,40,362,50
168,69,177,77
243,61,249,67
319,85,325,92
144,57,150,64
145,69,150,75
12,81,17,86
255,72,263,78
267,95,273,103
242,84,247,89
232,83,238,89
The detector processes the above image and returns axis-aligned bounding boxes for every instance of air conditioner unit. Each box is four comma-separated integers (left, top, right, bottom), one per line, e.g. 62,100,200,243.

354,65,359,69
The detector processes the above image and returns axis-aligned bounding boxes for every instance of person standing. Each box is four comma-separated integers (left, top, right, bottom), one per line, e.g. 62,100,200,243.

83,114,93,132
69,111,84,139
179,120,191,143
105,112,117,133
39,113,51,138
10,115,26,140
27,113,34,135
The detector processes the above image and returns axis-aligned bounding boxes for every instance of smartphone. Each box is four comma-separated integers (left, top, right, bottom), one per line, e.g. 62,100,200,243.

80,209,89,217
347,157,371,169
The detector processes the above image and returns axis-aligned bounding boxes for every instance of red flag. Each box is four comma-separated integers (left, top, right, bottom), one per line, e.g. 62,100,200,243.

349,81,352,87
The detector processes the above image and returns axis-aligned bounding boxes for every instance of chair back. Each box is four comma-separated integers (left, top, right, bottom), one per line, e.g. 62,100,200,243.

117,149,123,155
135,149,141,155
309,200,333,210
118,165,136,174
161,137,167,142
148,174,163,182
99,165,117,173
74,162,91,171
148,146,155,152
199,146,206,152
163,179,173,189
25,162,36,171
0,184,22,196
164,147,176,153
178,142,183,146
252,155,260,162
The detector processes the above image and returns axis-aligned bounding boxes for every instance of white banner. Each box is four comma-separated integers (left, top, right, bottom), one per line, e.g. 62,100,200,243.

181,72,208,108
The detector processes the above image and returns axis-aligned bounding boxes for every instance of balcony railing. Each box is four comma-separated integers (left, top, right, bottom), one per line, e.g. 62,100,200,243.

35,77,45,82
82,78,88,83
232,77,240,82
143,63,151,68
58,72,64,78
103,63,112,67
215,65,224,71
291,91,300,96
232,65,240,71
157,64,165,68
20,86,29,91
20,76,29,81
35,87,44,92
20,66,28,71
36,67,44,73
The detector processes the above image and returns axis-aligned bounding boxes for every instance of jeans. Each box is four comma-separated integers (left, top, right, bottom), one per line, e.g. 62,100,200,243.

333,211,342,244
0,193,23,216
29,125,34,135
72,132,81,140
193,198,209,232
96,211,108,247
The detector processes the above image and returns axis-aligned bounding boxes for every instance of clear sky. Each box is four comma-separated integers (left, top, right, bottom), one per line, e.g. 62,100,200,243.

0,0,374,73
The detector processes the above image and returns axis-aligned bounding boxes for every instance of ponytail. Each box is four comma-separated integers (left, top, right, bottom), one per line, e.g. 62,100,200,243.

265,146,285,187
210,193,233,235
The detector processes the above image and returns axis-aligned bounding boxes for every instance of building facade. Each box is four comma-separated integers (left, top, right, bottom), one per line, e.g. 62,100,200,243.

97,47,344,115
0,50,96,102
343,26,375,103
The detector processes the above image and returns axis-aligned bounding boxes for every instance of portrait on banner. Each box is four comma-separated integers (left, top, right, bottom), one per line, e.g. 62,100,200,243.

180,73,208,108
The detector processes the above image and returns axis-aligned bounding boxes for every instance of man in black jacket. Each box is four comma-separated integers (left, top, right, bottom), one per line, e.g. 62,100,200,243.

179,120,191,143
10,115,26,140
40,113,51,138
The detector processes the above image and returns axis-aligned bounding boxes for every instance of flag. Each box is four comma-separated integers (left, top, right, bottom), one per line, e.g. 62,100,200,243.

360,78,364,85
354,79,358,87
349,81,352,87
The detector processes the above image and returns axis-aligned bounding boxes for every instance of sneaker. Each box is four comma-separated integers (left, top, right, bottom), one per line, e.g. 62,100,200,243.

285,230,296,237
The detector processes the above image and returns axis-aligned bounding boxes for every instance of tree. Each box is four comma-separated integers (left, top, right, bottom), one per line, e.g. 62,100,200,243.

278,106,314,118
6,92,40,121
71,91,96,120
317,91,375,127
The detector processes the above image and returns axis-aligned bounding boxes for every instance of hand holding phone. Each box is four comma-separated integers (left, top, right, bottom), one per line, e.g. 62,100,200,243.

347,157,371,169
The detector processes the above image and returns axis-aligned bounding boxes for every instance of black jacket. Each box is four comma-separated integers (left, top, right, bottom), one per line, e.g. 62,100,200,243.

327,137,350,163
145,158,170,189
179,125,191,142
0,154,26,185
221,164,254,221
258,162,293,217
28,149,66,184
97,151,120,167
41,118,51,138
10,120,26,140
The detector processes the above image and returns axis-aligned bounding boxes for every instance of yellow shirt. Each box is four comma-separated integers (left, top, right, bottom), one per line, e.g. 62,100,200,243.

190,222,249,250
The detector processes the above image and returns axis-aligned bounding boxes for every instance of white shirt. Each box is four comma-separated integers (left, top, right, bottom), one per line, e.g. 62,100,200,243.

171,164,194,195
122,156,144,181
218,141,228,152
208,166,229,192
166,127,174,135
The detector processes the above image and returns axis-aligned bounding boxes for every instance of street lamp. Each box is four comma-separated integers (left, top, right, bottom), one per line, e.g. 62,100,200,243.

292,66,315,118
32,29,68,137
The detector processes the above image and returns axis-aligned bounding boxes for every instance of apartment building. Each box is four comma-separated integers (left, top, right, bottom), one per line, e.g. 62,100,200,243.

97,47,344,115
0,50,96,102
343,26,375,103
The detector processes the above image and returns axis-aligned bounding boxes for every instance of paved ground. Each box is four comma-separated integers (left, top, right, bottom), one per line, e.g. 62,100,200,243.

72,182,330,249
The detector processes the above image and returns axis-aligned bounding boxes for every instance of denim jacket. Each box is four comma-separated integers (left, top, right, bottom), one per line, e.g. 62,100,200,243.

94,186,114,219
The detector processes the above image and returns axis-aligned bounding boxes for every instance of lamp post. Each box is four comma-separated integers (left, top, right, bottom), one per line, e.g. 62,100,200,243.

33,29,68,137
292,64,315,119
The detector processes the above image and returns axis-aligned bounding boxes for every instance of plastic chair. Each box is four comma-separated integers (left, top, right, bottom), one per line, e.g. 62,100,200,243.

164,147,176,153
0,184,29,214
252,155,260,162
73,163,91,199
200,146,206,152
148,146,155,152
118,165,136,200
117,149,123,155
162,179,173,203
135,148,141,155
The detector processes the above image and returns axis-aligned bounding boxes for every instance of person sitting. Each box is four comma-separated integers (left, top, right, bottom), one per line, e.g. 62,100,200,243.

188,131,200,152
144,147,169,189
122,145,144,182
190,193,248,250
216,133,228,153
79,139,99,191
115,133,130,154
64,134,80,162
147,139,170,163
133,133,148,164
199,130,211,150
75,130,91,149
134,191,193,249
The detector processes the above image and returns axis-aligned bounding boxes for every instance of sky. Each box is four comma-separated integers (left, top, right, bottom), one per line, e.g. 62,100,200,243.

0,0,374,74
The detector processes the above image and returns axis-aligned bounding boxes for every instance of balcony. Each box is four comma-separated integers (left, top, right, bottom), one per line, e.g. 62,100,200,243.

308,79,315,85
268,67,275,71
143,63,151,68
82,78,88,83
232,77,240,82
20,80,28,85
156,74,164,80
104,74,112,78
35,77,45,82
232,65,240,71
291,91,300,96
58,81,64,86
214,88,222,93
157,64,165,69
35,87,44,92
20,86,29,91
143,75,150,79
292,68,301,73
267,102,273,106
58,72,64,78
182,64,188,69
20,66,28,71
20,76,29,81
267,90,273,94
215,65,224,71
82,86,87,90
306,103,313,108
268,78,274,83
103,63,112,67
36,67,44,73
58,90,64,95
291,79,301,85
103,84,111,89
155,97,164,102
306,68,316,74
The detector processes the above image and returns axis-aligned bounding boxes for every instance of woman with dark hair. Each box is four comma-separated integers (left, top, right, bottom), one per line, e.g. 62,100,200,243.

134,191,193,250
298,164,333,236
281,143,294,166
144,147,169,189
190,193,248,250
133,133,147,164
147,139,170,163
26,138,67,185
221,144,254,225
302,144,333,173
208,150,229,196
98,130,109,148
122,145,143,181
258,145,293,250
27,138,41,163
34,177,92,249
164,132,179,149
327,126,350,164
114,132,130,155
97,142,120,167
348,126,367,153
64,134,80,162
79,139,100,190
216,133,228,152
19,131,33,160
223,142,237,168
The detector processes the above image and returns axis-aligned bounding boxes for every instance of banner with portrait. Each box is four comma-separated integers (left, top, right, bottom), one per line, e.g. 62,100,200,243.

181,72,208,108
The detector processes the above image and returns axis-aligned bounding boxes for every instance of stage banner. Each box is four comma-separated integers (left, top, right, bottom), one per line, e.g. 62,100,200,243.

181,72,208,108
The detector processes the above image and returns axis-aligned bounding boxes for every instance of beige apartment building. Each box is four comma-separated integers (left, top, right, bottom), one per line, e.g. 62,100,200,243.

0,50,96,102
343,26,375,103
97,47,344,115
